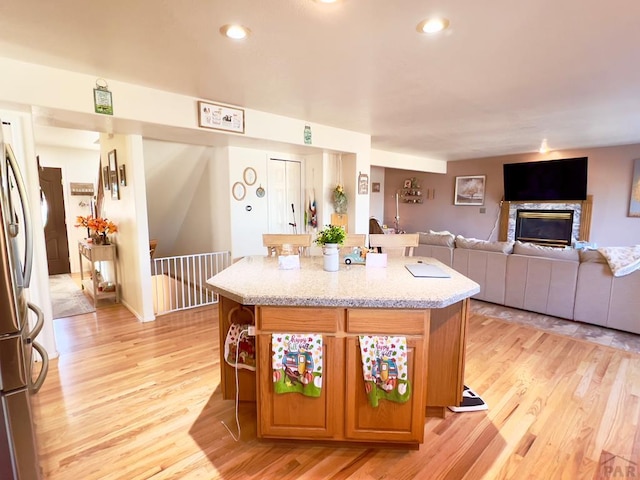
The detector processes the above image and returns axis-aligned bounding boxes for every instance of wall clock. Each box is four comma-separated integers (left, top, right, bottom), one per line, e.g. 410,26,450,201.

243,167,257,186
232,182,246,201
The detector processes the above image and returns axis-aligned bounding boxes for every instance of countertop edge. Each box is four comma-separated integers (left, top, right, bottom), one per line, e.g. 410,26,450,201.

211,285,480,309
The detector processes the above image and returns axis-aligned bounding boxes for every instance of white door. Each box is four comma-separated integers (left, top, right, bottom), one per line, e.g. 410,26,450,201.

267,159,302,233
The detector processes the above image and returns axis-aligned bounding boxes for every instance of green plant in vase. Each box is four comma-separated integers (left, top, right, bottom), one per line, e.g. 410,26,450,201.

315,224,346,246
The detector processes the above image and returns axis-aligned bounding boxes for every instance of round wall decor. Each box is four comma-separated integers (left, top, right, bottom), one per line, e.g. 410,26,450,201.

232,182,246,201
243,167,257,186
256,185,266,198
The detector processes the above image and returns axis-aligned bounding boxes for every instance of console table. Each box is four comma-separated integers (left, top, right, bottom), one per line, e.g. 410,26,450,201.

78,240,119,307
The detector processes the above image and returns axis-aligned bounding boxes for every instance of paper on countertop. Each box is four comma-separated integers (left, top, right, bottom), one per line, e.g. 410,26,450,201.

366,253,387,268
278,254,300,270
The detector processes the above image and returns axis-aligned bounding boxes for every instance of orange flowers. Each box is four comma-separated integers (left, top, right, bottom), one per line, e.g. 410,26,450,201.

75,215,118,235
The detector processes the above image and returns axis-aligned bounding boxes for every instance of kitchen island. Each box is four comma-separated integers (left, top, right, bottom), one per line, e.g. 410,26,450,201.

207,255,479,446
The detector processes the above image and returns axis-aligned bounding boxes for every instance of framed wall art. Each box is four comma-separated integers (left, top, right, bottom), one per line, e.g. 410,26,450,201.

454,175,486,206
358,172,369,195
103,166,110,190
630,158,640,217
108,149,119,200
198,100,245,134
119,164,127,186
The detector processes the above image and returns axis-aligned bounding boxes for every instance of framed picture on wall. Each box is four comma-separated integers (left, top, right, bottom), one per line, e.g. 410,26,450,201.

630,158,640,217
358,173,369,195
102,166,110,190
372,182,380,193
454,175,486,206
108,149,120,200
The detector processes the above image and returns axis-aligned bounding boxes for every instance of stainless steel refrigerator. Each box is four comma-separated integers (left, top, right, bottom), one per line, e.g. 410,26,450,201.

1,120,49,479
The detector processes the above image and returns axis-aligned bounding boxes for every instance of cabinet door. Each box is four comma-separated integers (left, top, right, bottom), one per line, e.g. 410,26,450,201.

256,334,344,439
344,336,425,444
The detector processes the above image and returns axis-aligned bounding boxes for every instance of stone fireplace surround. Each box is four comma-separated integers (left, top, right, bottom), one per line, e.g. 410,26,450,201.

498,195,593,245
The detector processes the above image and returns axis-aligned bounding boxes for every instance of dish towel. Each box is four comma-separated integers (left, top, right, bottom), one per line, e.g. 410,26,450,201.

359,335,411,407
272,333,323,397
224,324,256,371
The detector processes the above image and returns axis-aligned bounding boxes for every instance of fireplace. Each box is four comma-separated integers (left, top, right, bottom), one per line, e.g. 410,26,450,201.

515,209,574,247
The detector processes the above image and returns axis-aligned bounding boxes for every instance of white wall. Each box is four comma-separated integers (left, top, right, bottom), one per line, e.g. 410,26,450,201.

369,166,385,224
371,148,447,174
37,145,100,273
100,133,153,321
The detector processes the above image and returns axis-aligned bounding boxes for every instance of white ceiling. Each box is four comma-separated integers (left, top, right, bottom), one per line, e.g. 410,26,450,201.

2,0,640,161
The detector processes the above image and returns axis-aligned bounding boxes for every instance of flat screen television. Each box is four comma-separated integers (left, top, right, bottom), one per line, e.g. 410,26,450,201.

503,157,588,201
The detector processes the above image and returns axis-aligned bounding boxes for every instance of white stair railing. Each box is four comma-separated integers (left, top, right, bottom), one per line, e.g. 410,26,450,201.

151,251,231,315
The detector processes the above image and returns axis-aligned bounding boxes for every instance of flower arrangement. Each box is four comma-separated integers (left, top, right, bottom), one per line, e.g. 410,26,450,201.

333,184,347,214
75,215,118,244
315,224,346,246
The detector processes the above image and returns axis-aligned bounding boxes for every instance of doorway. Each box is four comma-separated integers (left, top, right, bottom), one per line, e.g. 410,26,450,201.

39,166,71,275
267,158,302,233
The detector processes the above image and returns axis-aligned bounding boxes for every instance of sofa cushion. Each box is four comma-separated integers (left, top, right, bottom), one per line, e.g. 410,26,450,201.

578,249,606,264
513,241,579,261
417,232,455,247
455,236,514,254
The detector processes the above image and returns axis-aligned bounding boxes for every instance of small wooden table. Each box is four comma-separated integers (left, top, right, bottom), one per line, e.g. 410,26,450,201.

78,240,119,307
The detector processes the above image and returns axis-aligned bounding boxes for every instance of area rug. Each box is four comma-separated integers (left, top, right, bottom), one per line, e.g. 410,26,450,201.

49,274,96,319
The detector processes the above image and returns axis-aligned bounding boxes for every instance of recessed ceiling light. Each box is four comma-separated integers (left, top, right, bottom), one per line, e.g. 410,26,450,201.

220,24,250,40
416,17,450,34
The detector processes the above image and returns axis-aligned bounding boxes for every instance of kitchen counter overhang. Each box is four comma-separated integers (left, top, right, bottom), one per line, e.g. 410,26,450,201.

207,255,480,308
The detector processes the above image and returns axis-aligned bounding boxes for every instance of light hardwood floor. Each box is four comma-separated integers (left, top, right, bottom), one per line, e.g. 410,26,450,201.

32,304,640,479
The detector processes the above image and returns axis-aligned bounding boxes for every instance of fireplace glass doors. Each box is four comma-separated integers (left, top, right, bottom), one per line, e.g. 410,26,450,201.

515,209,574,247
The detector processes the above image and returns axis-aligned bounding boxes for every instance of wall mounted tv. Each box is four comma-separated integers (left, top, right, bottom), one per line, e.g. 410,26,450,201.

503,157,588,202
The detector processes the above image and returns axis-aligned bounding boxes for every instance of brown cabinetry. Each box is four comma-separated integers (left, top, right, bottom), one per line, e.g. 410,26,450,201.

256,305,429,445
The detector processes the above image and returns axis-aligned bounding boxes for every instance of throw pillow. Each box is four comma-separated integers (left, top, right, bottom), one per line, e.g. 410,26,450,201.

455,236,514,254
513,241,579,261
418,232,455,247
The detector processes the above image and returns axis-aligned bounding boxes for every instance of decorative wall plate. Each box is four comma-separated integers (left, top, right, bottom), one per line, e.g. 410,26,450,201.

243,167,257,186
256,185,266,198
232,182,246,201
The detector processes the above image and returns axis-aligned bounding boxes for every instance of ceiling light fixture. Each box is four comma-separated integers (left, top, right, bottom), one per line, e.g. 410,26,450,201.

539,139,549,154
220,24,250,40
314,0,340,3
416,17,450,34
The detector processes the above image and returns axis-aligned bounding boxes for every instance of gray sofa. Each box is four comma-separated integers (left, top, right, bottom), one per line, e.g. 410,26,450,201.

414,232,640,334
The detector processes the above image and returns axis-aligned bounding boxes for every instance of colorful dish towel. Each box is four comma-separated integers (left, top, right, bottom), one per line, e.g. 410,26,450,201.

224,324,256,371
272,333,323,397
359,335,411,407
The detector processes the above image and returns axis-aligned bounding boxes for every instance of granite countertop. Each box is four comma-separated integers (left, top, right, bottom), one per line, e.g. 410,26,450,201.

207,256,480,309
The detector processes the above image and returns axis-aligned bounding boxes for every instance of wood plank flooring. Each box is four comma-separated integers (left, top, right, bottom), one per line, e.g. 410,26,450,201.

31,304,640,479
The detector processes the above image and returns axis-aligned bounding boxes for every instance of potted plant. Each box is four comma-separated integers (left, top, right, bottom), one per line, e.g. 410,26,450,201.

315,224,346,247
315,225,345,272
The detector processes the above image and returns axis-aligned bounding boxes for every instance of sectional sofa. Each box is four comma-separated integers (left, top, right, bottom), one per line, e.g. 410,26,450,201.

414,232,640,335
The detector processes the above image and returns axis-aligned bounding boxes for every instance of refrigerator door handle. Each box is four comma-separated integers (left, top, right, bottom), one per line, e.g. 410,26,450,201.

30,341,49,394
5,144,33,288
26,302,44,342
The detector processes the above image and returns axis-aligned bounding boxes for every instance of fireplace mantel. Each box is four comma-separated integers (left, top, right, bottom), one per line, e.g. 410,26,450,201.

498,195,593,243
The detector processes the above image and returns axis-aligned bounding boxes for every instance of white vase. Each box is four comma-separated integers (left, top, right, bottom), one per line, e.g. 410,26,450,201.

322,243,340,272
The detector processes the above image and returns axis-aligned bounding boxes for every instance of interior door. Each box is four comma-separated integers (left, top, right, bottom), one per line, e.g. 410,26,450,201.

38,166,70,275
267,159,302,233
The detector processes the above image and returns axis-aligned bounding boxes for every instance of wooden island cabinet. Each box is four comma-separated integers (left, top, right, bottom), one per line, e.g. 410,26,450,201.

209,256,479,447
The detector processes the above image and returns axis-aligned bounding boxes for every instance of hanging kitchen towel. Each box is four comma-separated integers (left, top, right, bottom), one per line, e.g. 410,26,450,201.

272,333,323,397
359,335,411,407
224,323,256,371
